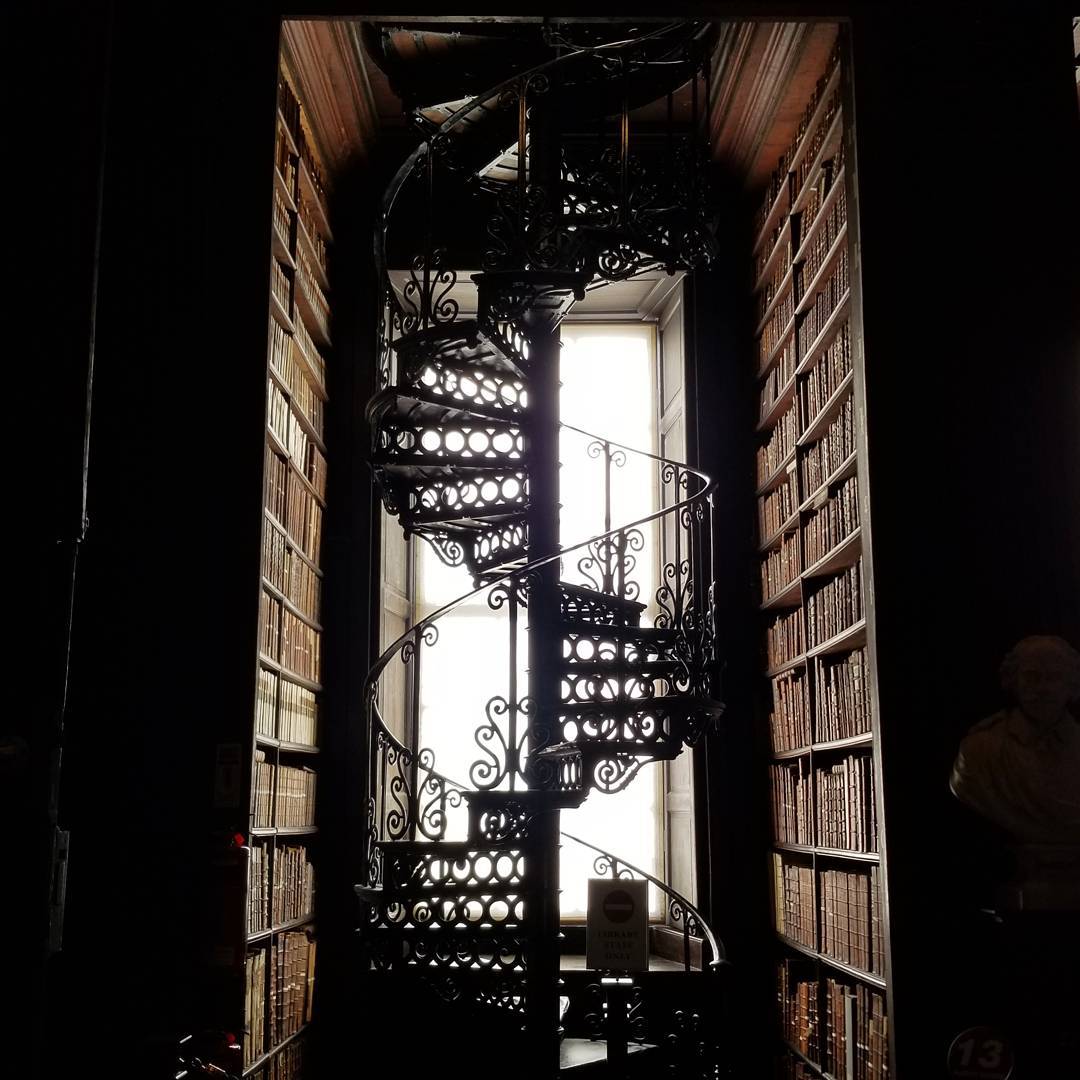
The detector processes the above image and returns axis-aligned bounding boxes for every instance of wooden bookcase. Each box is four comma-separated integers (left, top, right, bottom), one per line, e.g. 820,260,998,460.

205,57,333,1080
751,42,894,1080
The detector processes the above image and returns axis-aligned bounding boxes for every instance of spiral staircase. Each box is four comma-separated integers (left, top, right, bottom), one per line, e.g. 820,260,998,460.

357,21,730,1078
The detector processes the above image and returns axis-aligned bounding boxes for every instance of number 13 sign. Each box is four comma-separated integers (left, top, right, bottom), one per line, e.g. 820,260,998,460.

947,1027,1015,1080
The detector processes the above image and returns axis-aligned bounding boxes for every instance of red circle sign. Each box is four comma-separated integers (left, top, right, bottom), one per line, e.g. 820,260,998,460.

947,1027,1015,1080
602,889,636,924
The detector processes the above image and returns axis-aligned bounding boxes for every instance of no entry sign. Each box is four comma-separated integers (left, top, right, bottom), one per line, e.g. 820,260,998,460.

586,878,648,971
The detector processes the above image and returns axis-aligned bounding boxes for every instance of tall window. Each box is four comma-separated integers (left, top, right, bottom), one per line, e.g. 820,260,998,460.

401,322,667,920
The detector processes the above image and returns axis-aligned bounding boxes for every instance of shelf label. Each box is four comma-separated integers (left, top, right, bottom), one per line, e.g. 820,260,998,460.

947,1027,1015,1080
586,878,648,972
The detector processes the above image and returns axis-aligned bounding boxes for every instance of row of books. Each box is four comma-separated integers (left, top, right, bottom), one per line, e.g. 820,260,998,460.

249,842,270,936
257,666,320,745
793,84,841,197
248,843,316,934
820,866,884,975
268,318,325,438
797,184,847,293
771,760,812,845
773,854,815,948
758,278,795,336
799,315,846,425
273,189,292,248
265,454,326,566
263,519,322,626
760,339,798,422
297,193,329,274
762,530,802,601
292,301,328,390
278,74,301,150
806,561,862,647
758,296,795,372
271,931,315,1046
248,1037,306,1080
253,752,317,830
823,979,889,1080
296,246,330,332
272,259,291,315
757,402,799,487
759,473,799,543
282,605,321,683
778,959,818,1060
243,948,269,1067
297,126,329,218
803,474,859,567
816,752,877,853
800,130,846,244
767,608,804,670
769,669,811,753
756,246,792,321
275,122,297,197
800,395,856,495
268,382,328,502
796,248,850,359
815,648,871,743
260,591,282,662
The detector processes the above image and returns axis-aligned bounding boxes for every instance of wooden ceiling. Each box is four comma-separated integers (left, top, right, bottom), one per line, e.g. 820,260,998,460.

282,16,839,200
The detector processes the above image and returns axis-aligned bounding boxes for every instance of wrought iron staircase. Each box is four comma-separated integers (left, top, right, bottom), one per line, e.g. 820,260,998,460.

358,20,729,1078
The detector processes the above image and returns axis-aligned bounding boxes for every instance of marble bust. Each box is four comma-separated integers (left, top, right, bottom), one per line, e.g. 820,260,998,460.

950,635,1080,847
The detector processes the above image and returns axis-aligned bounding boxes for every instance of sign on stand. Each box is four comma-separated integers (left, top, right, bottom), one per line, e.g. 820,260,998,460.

586,878,648,972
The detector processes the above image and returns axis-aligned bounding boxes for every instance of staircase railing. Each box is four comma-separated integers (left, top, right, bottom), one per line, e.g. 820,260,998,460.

560,831,726,971
363,423,717,885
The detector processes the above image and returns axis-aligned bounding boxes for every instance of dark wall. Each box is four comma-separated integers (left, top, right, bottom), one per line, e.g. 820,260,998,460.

847,11,1080,1079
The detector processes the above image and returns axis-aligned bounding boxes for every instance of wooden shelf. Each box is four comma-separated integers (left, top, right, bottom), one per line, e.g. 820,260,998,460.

274,166,296,213
815,846,880,863
756,374,798,433
798,371,854,447
807,619,867,660
788,64,841,185
270,291,295,335
801,528,862,582
783,1040,831,1080
267,364,327,454
294,277,332,347
758,510,801,553
756,449,797,497
775,842,815,856
772,745,812,760
755,267,794,337
296,218,329,293
766,654,807,679
795,291,850,376
286,333,328,403
277,109,298,156
812,731,872,753
761,577,803,611
753,216,792,293
261,577,323,634
272,224,295,270
258,651,323,694
795,224,848,317
298,159,333,242
791,107,844,215
753,177,791,256
246,913,315,945
757,315,797,379
263,509,324,579
799,452,858,512
255,733,320,755
778,932,887,990
794,165,846,265
250,826,318,838
242,1023,309,1078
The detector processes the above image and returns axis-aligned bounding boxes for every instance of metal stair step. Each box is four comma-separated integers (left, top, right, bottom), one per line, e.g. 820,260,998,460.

367,385,523,428
392,318,527,379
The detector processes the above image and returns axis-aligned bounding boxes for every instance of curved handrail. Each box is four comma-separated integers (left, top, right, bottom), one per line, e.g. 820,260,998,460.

560,831,726,968
375,19,712,285
362,421,715,704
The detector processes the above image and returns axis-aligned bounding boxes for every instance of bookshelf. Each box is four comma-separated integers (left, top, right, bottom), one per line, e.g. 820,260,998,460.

752,42,893,1080
216,60,332,1080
